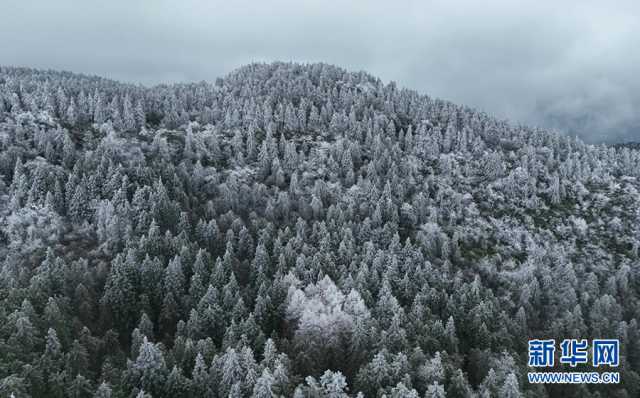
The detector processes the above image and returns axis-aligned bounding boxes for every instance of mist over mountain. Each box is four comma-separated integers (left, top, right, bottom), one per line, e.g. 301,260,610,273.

3,1,639,145
0,63,639,397
533,99,640,145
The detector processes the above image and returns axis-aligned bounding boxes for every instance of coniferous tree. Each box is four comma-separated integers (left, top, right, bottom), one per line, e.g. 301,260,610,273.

0,62,638,398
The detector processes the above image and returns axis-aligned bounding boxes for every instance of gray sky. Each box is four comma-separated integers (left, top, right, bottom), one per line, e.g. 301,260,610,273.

2,0,639,143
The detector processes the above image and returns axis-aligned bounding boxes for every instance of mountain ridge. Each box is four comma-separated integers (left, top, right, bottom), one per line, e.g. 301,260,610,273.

0,62,638,397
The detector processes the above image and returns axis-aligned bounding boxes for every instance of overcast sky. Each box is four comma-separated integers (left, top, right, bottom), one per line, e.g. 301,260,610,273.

2,0,638,143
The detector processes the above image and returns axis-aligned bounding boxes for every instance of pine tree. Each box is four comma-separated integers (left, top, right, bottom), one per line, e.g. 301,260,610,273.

252,369,275,398
425,382,446,398
122,95,136,131
499,373,521,398
101,254,137,334
130,337,168,395
66,374,93,398
191,353,211,397
68,183,90,223
66,98,78,125
94,382,113,398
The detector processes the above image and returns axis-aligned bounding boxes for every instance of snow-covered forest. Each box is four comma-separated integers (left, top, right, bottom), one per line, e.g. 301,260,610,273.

0,62,638,397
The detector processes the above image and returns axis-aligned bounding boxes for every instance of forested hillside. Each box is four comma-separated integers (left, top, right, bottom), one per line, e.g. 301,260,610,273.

615,142,640,151
0,62,638,397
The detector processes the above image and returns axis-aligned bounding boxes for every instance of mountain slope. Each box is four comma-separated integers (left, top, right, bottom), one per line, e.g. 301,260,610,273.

0,62,639,397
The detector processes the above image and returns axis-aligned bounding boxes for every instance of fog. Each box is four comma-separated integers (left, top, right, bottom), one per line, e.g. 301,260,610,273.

2,0,638,143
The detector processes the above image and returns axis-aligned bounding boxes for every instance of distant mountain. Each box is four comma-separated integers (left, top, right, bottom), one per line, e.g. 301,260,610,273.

0,62,638,397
